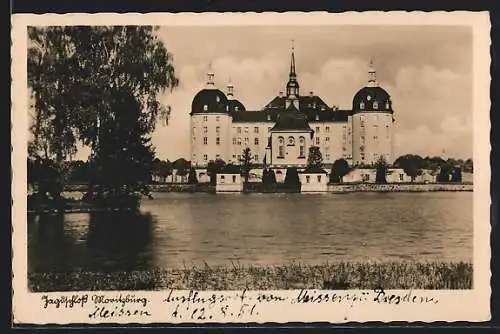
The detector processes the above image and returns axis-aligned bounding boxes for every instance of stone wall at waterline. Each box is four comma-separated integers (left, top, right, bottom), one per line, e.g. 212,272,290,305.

327,183,473,193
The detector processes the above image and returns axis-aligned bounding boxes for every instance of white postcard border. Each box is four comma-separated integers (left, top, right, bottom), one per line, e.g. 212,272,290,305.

11,11,491,324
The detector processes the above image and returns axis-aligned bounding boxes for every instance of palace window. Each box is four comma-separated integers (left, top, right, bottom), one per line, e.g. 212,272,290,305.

317,175,322,183
220,175,225,183
315,137,320,145
232,137,236,145
360,120,365,127
237,137,242,145
360,102,365,109
299,136,306,157
326,153,330,160
203,154,208,161
216,116,220,122
278,137,285,158
373,135,378,140
232,175,237,183
203,116,208,121
203,105,208,111
306,176,310,184
325,126,330,133
244,137,249,145
203,137,208,145
216,137,220,145
203,126,208,134
400,174,404,181
216,126,220,134
254,127,259,134
288,136,295,146
325,137,330,142
244,127,249,134
237,127,242,134
315,126,320,133
254,138,259,145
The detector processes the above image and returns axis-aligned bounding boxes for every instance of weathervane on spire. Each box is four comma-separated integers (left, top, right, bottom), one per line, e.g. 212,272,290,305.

207,62,215,87
367,58,378,87
227,77,234,98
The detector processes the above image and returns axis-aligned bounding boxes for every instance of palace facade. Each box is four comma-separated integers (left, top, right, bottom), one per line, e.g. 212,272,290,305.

190,48,395,168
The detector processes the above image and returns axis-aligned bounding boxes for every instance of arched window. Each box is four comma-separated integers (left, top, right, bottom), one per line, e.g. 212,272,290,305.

385,102,390,109
360,102,365,109
278,137,285,158
203,104,208,111
288,136,295,146
373,101,379,109
299,136,306,157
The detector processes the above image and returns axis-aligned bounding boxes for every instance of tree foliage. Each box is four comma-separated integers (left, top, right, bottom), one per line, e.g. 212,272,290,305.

284,167,301,191
91,90,155,205
330,158,350,183
239,147,253,183
187,168,198,185
262,169,277,185
207,159,227,185
307,146,323,169
374,155,389,184
27,26,179,207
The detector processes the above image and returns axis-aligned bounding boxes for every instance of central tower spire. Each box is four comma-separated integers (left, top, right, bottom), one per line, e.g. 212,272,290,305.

285,39,300,110
289,39,296,79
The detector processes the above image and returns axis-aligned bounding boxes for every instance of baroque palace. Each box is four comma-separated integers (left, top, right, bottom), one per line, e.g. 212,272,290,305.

190,47,395,168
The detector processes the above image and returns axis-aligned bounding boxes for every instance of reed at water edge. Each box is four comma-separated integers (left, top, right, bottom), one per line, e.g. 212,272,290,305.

28,260,472,292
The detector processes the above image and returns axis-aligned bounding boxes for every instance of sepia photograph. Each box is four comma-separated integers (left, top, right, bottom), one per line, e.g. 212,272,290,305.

12,12,491,324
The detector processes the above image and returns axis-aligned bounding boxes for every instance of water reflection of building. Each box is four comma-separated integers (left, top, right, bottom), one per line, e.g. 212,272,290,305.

190,46,395,168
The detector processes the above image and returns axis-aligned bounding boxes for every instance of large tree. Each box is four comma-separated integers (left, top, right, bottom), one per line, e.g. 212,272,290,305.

207,159,227,185
307,146,323,170
375,155,389,184
393,154,423,182
330,158,350,183
27,26,179,204
239,147,253,183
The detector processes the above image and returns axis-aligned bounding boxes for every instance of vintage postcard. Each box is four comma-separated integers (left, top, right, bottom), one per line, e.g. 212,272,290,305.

11,11,491,324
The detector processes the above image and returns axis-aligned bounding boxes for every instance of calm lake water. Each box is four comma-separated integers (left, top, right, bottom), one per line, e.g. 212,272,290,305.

28,192,473,273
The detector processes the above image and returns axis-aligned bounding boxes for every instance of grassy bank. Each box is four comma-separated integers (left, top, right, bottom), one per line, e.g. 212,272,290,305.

29,261,472,292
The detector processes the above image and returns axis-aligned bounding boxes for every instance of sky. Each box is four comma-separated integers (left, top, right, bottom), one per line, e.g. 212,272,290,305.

80,25,474,161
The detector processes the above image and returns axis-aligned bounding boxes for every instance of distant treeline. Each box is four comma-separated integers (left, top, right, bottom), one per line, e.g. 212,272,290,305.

49,154,472,185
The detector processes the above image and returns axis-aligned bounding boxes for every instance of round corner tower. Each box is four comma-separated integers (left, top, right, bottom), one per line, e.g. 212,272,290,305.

351,60,395,166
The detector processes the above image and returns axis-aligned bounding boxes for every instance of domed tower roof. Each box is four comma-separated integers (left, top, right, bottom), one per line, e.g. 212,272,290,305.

225,79,246,113
352,60,393,113
191,68,229,114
